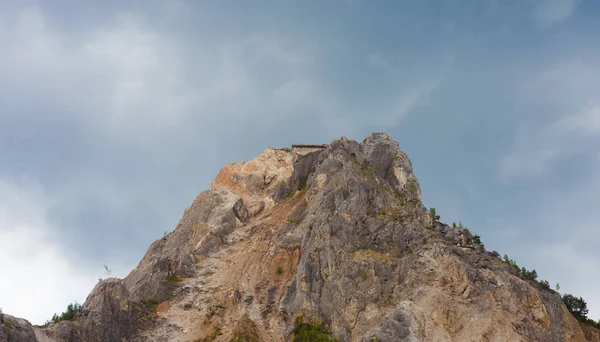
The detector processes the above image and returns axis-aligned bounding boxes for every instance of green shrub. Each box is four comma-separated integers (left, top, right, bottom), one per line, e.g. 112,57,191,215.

502,255,555,291
503,254,522,273
562,293,600,328
276,266,284,276
51,302,82,323
293,316,338,342
538,280,550,289
562,293,589,321
103,265,111,277
429,207,436,218
521,267,538,281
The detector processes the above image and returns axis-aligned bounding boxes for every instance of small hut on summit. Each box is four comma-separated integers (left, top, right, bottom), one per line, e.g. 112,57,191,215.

291,144,328,156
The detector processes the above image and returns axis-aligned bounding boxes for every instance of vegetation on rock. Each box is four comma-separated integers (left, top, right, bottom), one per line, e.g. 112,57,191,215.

429,207,436,218
50,301,82,323
435,208,599,329
562,293,600,328
145,297,161,312
293,316,338,342
21,134,599,341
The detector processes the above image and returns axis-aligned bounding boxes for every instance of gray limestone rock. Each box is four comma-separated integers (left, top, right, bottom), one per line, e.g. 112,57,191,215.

0,314,37,342
12,132,599,342
79,278,142,342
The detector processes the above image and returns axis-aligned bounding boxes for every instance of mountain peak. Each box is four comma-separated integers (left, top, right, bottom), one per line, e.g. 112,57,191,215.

5,133,599,342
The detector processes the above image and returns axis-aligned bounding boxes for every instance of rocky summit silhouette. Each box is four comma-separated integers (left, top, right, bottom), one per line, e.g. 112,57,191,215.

2,133,599,341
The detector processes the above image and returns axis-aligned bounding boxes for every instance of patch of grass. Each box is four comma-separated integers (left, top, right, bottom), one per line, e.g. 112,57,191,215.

5,320,12,330
276,266,284,276
230,315,261,342
293,316,338,342
205,328,223,342
407,178,418,193
231,335,259,342
362,270,368,280
349,158,376,183
168,275,184,283
353,249,392,265
375,207,407,222
195,328,223,342
145,298,160,312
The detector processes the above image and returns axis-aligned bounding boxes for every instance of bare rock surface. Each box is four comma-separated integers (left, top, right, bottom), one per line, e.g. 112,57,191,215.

11,133,600,341
0,314,37,342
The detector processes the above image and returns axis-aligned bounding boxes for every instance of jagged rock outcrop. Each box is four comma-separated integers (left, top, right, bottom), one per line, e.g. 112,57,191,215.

20,133,600,341
0,313,37,342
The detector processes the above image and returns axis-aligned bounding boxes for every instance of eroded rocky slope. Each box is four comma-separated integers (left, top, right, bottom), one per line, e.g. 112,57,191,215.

5,133,599,341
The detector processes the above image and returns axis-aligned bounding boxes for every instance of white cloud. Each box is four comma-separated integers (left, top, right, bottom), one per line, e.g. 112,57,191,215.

526,178,600,320
0,6,443,324
498,59,600,320
533,0,578,28
1,6,438,148
396,81,440,119
501,104,600,178
84,15,195,134
367,53,393,70
0,179,99,325
247,36,309,66
361,81,441,128
500,61,600,179
0,7,320,143
533,241,600,320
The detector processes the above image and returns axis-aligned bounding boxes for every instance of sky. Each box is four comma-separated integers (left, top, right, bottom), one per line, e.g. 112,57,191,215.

0,0,599,325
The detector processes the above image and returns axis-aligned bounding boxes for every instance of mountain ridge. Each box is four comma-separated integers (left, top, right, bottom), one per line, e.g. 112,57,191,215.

2,132,599,341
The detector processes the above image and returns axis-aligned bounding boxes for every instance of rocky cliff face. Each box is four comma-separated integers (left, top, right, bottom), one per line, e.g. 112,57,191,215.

5,133,599,341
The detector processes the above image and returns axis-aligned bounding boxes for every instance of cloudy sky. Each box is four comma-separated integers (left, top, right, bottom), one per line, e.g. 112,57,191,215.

1,0,599,325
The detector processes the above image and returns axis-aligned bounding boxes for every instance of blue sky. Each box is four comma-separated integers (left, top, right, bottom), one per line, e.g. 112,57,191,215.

1,0,599,325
